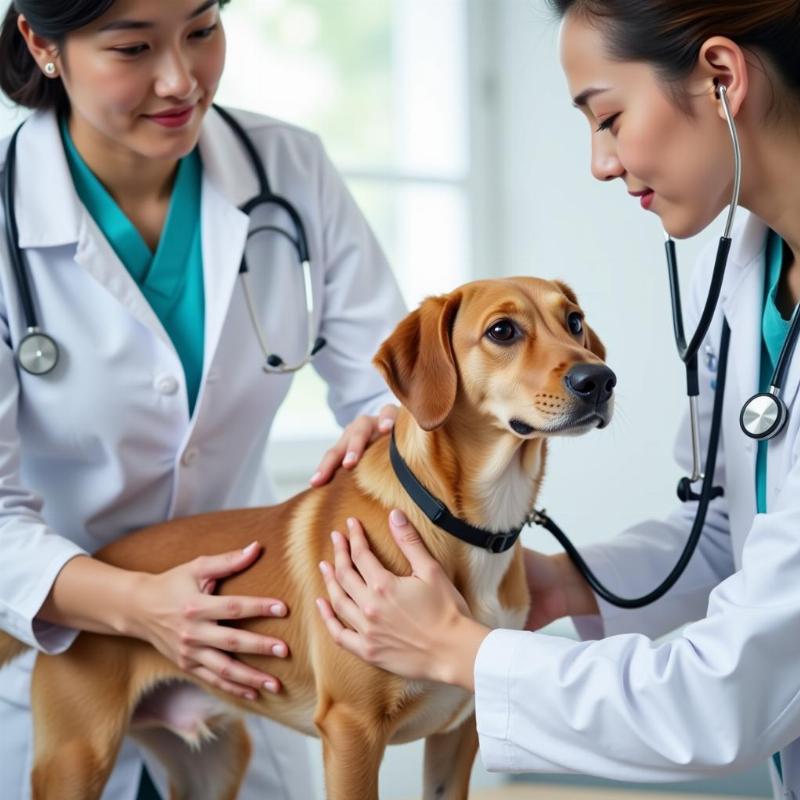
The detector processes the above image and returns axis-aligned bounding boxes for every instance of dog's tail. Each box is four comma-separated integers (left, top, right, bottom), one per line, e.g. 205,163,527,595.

0,631,30,667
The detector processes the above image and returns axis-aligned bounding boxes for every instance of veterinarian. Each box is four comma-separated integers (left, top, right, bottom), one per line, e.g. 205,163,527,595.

0,1,405,798
317,2,800,797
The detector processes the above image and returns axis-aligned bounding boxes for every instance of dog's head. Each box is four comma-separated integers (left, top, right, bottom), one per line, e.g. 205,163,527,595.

374,277,615,437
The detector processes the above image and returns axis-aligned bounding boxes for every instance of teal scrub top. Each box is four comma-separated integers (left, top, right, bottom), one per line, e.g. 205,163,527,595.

756,230,793,514
60,119,205,415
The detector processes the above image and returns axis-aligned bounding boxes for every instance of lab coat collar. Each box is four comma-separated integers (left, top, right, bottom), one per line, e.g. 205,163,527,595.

195,107,252,382
197,106,261,209
13,110,83,249
719,210,800,422
720,211,767,422
11,106,259,250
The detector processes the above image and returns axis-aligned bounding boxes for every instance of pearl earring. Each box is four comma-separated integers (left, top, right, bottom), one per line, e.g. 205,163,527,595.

44,62,57,76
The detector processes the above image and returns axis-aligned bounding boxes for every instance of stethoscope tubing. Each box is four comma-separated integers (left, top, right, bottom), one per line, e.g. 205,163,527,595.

532,320,731,608
5,106,323,376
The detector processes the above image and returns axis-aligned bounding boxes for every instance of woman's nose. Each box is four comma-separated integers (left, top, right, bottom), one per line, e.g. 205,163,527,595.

591,139,624,182
155,51,198,99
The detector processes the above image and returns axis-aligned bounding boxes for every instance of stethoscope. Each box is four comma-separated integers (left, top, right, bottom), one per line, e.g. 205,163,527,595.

3,104,326,377
532,83,800,607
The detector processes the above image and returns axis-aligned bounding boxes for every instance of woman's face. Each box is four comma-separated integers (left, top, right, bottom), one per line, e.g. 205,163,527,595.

559,13,733,239
57,0,226,161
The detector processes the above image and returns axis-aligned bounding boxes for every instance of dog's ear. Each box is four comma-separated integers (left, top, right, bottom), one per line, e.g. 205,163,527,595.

553,279,607,361
373,291,462,431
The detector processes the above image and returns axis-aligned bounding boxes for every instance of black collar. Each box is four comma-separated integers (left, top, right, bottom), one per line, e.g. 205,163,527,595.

389,430,524,554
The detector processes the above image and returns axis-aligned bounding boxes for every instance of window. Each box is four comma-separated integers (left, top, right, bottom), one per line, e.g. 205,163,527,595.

217,0,473,445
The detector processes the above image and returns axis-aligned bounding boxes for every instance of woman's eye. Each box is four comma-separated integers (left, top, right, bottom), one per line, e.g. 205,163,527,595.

486,319,517,343
113,44,149,56
191,24,219,39
596,113,620,133
567,312,584,336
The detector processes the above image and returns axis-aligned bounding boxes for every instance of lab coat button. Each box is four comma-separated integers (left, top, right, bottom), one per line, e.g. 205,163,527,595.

155,375,179,396
181,448,199,467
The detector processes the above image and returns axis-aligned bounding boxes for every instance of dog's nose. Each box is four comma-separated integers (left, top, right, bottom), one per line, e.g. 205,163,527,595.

565,363,617,407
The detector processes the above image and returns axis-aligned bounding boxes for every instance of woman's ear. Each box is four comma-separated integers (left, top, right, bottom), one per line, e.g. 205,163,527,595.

696,36,750,119
16,14,60,76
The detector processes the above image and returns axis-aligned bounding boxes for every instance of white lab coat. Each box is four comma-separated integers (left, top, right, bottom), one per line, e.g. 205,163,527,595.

474,209,800,798
0,108,405,799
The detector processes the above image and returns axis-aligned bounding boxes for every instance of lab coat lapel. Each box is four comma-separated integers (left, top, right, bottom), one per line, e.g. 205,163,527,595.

14,111,174,348
14,110,82,248
197,108,255,380
73,212,172,350
779,308,800,414
720,214,768,419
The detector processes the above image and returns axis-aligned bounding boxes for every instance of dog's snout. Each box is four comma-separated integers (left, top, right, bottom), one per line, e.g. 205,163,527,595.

565,363,617,406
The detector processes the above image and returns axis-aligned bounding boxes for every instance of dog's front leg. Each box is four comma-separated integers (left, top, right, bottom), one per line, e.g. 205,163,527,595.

315,702,387,800
422,713,479,800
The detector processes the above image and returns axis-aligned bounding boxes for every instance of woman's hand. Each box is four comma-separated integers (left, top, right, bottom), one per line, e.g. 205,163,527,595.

127,542,290,701
315,511,490,690
523,548,599,630
310,404,398,486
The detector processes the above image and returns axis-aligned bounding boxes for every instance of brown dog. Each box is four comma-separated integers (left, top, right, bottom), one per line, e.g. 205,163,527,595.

0,276,614,800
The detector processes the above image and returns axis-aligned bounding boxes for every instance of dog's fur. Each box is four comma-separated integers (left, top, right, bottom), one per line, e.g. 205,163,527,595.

0,277,612,800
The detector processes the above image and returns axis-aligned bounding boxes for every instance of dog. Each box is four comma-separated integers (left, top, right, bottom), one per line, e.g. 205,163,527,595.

0,276,615,800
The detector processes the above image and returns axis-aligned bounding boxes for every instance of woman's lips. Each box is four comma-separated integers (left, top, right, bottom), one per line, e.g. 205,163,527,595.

630,189,655,210
145,105,195,128
639,190,654,210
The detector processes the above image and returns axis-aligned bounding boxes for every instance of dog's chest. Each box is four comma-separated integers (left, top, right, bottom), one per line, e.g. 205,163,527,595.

465,547,527,631
389,548,527,743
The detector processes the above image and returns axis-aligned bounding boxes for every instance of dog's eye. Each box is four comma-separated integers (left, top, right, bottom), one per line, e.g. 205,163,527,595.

567,312,584,336
486,319,517,343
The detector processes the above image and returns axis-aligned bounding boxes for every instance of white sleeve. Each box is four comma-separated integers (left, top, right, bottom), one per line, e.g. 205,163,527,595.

309,142,406,425
475,262,800,781
572,243,735,641
0,244,86,653
475,455,800,780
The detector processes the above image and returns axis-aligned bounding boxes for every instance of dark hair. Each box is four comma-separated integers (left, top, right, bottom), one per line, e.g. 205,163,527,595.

547,1,800,111
0,0,232,114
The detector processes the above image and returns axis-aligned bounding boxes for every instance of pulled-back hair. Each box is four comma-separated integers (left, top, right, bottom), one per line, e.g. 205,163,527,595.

548,1,800,111
0,1,231,114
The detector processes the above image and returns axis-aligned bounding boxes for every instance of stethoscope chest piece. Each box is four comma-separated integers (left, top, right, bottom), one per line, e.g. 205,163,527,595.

740,391,788,440
17,330,59,376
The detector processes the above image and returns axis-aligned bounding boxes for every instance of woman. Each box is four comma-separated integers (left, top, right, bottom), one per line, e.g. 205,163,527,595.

0,1,404,798
317,2,800,797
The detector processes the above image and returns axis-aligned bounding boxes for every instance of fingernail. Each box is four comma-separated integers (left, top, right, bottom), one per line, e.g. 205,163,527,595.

390,509,407,526
264,681,279,694
242,541,258,554
246,691,257,701
379,417,394,431
330,530,340,544
270,603,285,616
346,517,357,530
272,643,286,657
310,471,321,484
343,451,357,464
319,561,328,574
315,598,325,612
